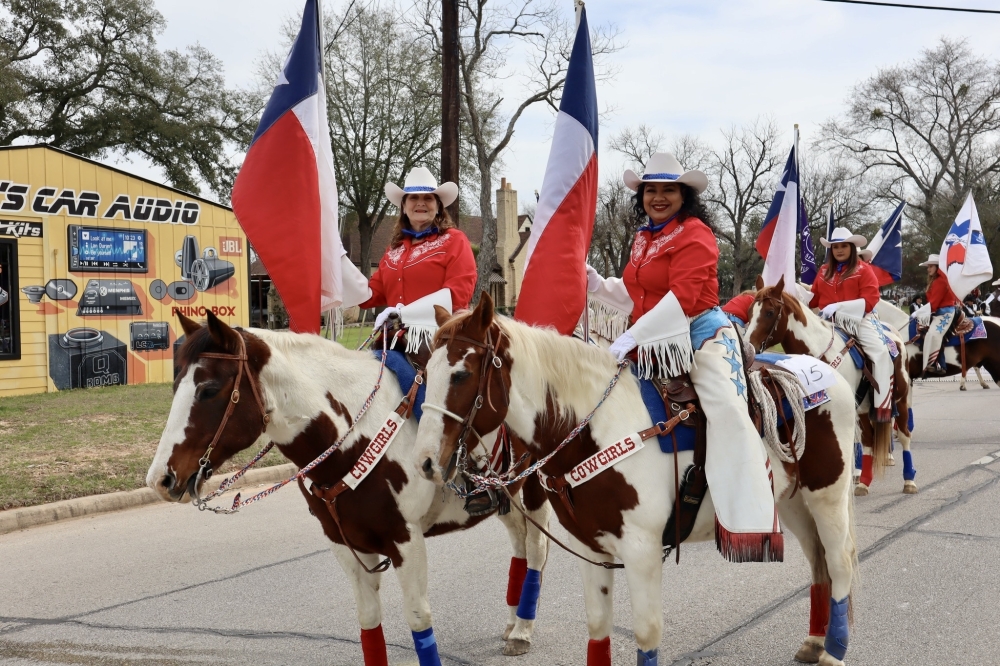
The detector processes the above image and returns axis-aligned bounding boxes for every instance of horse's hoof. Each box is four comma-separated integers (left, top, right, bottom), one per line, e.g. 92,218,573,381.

503,638,531,656
503,623,514,641
794,636,825,663
817,651,846,666
886,456,896,466
854,483,869,496
983,384,991,389
903,481,919,494
960,384,967,391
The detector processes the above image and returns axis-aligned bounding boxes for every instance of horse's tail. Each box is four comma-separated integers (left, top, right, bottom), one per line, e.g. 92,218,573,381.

872,420,892,477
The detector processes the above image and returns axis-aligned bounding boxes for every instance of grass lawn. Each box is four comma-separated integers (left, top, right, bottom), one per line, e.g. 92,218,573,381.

0,383,286,511
0,324,376,511
336,324,374,350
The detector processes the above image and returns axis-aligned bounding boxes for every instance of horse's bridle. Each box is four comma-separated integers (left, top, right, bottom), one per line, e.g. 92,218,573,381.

190,332,272,496
756,294,786,352
422,325,509,481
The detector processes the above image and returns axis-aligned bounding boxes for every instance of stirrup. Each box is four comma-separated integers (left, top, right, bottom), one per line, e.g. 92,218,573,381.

463,486,500,516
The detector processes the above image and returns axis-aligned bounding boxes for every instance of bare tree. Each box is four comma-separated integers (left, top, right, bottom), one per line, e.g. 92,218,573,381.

820,37,1000,259
415,0,619,300
704,118,783,296
320,1,441,277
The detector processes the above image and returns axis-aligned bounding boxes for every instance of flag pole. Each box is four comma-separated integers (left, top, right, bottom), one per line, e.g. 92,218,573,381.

317,0,338,340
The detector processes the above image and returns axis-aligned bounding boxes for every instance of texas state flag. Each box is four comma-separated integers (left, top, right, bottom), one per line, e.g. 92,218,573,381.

756,143,800,294
232,0,349,334
865,201,905,286
513,6,597,335
939,193,993,301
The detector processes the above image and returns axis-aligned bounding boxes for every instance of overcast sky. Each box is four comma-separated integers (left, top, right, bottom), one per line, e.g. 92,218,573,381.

119,0,1000,212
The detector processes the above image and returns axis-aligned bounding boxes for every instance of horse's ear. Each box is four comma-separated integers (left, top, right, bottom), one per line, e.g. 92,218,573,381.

206,310,239,351
434,305,452,328
177,312,202,337
775,274,786,293
755,275,764,291
473,292,495,330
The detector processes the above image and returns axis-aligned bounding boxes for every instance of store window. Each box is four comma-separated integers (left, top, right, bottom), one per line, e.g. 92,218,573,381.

0,239,19,359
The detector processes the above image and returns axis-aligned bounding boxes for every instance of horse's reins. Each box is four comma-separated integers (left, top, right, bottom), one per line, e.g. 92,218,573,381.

425,325,684,570
189,332,272,503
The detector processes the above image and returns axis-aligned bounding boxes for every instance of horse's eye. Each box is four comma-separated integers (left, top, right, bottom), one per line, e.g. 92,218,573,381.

451,370,471,385
766,309,775,317
198,386,220,401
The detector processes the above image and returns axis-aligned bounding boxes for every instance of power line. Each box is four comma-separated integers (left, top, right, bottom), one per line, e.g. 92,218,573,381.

819,0,1000,14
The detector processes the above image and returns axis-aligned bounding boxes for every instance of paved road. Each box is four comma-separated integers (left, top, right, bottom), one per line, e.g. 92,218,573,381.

2,382,999,666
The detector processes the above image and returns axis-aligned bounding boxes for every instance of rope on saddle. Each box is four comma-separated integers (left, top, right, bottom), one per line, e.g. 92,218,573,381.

748,368,807,464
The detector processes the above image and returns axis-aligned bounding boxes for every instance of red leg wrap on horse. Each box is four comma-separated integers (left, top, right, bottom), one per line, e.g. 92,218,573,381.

809,583,831,636
587,637,612,666
360,625,389,666
507,557,528,606
860,454,874,487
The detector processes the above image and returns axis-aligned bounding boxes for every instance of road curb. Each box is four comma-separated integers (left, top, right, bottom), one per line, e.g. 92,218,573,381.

0,463,298,537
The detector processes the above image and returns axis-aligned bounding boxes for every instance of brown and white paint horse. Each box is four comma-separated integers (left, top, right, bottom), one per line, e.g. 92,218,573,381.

878,299,1000,391
747,278,914,496
145,312,552,664
416,296,860,666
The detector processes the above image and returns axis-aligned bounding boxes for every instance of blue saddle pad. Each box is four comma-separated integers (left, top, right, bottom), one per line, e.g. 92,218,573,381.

908,316,987,347
634,370,697,453
373,350,426,421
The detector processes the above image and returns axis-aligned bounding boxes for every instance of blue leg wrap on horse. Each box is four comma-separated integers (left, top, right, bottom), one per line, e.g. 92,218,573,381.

411,627,441,666
903,450,916,481
908,407,915,432
516,569,542,620
636,647,658,665
854,442,862,472
824,596,850,661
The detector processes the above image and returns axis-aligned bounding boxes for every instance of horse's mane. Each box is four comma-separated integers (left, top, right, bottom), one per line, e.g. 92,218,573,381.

439,312,626,415
248,327,366,359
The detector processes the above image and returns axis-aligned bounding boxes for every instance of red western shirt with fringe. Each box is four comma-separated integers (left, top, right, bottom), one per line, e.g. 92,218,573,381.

622,217,719,321
926,273,959,313
809,261,880,314
360,229,477,310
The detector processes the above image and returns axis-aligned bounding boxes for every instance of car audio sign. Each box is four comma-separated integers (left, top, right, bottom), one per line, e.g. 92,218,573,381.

0,180,200,224
0,145,250,398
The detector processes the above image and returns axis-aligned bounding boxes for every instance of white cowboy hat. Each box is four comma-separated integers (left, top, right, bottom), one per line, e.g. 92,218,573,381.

623,152,708,194
918,254,940,267
859,248,873,262
385,166,458,208
820,226,867,248
993,277,1000,286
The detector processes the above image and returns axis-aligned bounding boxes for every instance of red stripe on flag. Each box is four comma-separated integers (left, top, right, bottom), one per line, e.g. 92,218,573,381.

869,264,895,287
514,154,598,335
755,215,777,259
232,112,322,333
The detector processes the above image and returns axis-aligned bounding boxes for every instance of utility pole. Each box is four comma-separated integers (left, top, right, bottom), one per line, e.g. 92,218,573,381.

441,0,460,224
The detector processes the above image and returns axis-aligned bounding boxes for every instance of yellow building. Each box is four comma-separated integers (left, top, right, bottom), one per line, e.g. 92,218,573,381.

0,145,248,397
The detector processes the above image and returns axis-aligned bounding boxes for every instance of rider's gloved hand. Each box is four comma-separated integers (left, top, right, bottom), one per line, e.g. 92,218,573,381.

586,265,602,293
820,303,840,320
374,304,402,329
608,330,637,361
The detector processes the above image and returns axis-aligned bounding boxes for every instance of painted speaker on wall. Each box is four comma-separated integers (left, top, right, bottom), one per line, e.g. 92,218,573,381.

174,235,234,292
48,328,128,390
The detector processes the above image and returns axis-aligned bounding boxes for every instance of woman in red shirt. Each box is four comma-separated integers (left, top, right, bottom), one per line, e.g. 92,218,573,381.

811,227,894,421
917,253,959,375
586,154,778,601
358,166,476,354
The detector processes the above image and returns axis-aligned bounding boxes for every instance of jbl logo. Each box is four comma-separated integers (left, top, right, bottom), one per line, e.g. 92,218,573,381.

219,236,242,256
